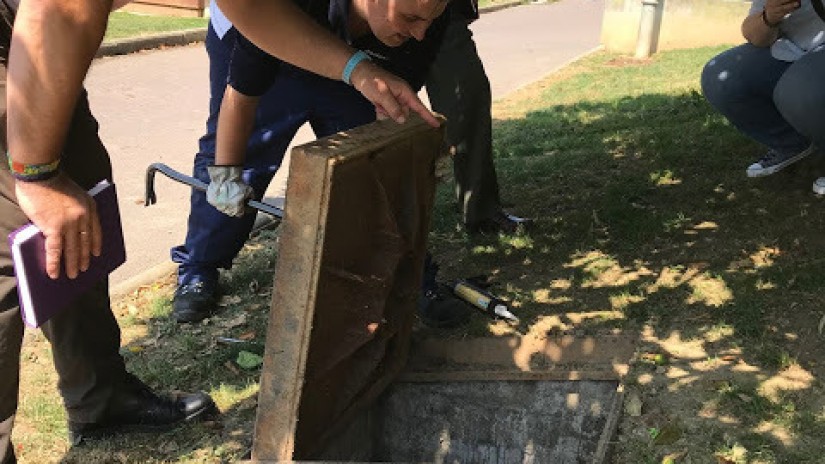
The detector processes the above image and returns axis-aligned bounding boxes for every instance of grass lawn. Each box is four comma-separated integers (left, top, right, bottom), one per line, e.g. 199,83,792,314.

104,11,207,41
15,45,825,463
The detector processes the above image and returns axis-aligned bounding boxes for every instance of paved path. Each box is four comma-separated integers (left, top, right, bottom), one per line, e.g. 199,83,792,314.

85,0,605,291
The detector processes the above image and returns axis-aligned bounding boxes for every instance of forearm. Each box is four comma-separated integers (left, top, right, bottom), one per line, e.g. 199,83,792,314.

7,0,111,166
215,87,259,166
742,11,780,46
216,0,354,81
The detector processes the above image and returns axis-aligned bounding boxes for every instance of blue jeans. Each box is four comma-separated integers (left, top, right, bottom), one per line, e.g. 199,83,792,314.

701,43,825,155
171,24,375,287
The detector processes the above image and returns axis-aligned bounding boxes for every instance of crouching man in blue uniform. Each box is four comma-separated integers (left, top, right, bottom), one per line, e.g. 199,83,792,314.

170,0,471,327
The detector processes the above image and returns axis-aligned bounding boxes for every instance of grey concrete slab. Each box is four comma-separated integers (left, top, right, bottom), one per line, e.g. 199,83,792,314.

377,380,619,464
85,0,605,291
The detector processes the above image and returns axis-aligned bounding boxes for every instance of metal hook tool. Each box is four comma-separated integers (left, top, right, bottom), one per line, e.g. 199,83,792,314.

144,162,284,218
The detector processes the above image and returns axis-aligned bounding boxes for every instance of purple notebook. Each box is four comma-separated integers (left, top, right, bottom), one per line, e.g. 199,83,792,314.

8,180,126,328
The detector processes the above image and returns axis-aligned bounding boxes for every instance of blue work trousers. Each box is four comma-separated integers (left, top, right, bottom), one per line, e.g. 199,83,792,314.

171,24,375,287
701,43,825,155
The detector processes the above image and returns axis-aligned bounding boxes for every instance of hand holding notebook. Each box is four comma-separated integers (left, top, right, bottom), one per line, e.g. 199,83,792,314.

14,173,104,279
8,180,126,328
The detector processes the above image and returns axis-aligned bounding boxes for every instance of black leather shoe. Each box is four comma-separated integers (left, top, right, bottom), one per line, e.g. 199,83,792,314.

68,374,218,445
466,211,533,235
418,285,472,329
173,281,218,323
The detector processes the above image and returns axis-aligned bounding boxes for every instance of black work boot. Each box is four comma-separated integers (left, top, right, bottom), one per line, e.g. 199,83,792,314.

418,254,471,329
172,281,219,323
68,373,218,445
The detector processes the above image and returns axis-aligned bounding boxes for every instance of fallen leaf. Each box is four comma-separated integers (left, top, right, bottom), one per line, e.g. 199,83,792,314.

715,444,747,463
625,392,643,417
653,423,682,445
237,396,258,411
224,360,240,376
236,350,264,370
662,450,687,463
140,334,162,347
202,419,224,430
222,312,248,329
641,352,669,366
219,295,243,307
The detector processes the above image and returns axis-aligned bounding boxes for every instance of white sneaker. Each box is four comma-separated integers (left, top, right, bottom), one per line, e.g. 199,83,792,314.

813,177,825,195
746,143,816,178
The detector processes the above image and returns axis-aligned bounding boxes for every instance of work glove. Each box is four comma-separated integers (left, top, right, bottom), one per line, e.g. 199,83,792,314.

206,165,254,217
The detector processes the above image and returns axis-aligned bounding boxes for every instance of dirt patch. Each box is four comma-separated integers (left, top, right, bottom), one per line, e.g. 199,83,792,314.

605,57,654,67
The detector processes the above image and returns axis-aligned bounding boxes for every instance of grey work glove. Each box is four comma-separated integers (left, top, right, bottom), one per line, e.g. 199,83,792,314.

206,165,254,217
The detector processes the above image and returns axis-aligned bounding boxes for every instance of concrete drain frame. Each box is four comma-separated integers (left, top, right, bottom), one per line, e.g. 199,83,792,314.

310,334,632,464
247,117,633,463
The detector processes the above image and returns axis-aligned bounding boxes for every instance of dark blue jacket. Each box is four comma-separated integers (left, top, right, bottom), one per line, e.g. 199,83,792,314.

227,0,451,96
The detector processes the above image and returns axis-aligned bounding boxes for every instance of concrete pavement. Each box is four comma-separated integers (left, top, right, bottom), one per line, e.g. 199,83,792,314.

87,0,605,296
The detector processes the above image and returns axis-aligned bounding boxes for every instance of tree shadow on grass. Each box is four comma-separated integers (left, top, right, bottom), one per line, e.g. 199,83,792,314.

53,90,825,462
428,91,825,461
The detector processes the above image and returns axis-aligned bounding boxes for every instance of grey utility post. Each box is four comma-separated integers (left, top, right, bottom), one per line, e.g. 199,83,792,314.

635,0,663,58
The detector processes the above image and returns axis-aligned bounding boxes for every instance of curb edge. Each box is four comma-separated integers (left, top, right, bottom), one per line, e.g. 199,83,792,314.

97,28,207,58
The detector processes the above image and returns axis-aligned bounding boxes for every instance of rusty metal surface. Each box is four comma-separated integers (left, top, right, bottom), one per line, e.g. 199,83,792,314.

252,116,445,462
404,333,635,380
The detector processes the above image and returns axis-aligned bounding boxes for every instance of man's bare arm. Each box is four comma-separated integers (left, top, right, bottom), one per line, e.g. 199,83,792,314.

8,0,113,279
215,87,259,166
8,1,110,165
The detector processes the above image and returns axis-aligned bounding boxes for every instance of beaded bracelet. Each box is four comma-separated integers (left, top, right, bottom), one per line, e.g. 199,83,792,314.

7,155,61,182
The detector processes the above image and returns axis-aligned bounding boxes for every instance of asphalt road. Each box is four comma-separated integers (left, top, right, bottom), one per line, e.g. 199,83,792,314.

84,0,605,291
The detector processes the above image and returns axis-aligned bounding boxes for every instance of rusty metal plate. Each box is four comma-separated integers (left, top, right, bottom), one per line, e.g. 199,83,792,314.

252,116,445,462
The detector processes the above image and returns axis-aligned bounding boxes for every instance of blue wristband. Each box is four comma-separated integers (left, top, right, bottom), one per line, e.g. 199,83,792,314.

342,50,371,86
